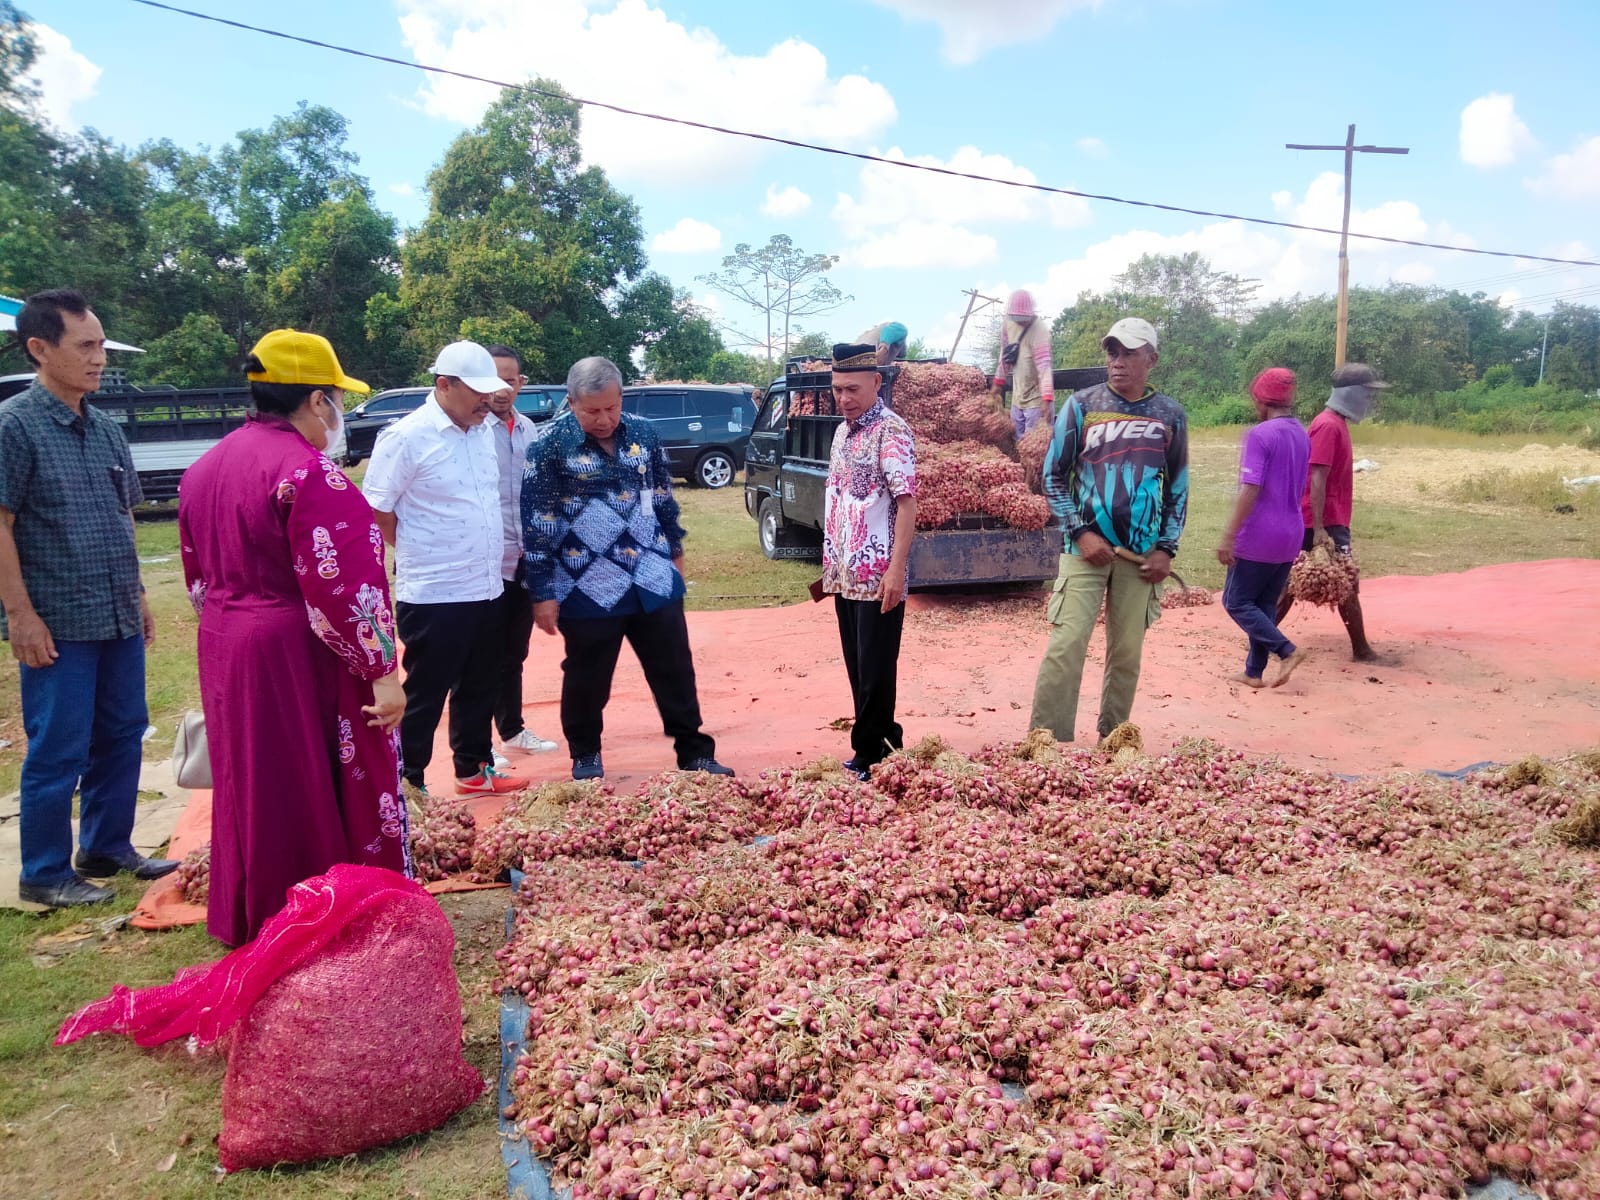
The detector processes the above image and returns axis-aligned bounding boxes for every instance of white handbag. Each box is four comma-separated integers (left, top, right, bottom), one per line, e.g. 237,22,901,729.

172,711,212,790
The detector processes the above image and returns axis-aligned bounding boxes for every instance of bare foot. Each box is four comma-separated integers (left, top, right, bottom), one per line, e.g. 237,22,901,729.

1272,648,1310,688
1228,672,1266,689
1354,648,1403,666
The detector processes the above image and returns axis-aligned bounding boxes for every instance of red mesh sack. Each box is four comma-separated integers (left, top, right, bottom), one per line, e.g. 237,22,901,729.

58,864,484,1170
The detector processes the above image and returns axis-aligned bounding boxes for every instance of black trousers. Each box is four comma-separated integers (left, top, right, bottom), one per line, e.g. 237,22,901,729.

557,600,715,765
835,595,905,767
494,573,536,740
396,598,503,784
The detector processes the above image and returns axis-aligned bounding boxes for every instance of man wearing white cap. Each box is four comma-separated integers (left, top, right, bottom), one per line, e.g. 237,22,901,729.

1030,317,1189,744
363,341,530,798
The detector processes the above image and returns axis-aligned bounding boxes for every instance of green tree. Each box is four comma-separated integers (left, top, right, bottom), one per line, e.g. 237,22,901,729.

268,189,399,383
393,80,647,381
787,330,833,361
641,288,723,380
704,349,773,385
140,312,234,387
698,234,850,379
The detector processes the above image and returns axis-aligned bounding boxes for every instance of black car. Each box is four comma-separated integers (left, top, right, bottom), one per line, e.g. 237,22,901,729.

341,384,567,465
618,383,756,489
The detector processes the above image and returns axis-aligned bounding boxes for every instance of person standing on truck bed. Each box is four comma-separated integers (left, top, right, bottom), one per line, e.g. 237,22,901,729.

362,341,531,800
823,342,918,779
522,356,734,783
991,289,1056,440
1030,317,1189,744
855,321,909,366
483,345,559,767
0,288,175,909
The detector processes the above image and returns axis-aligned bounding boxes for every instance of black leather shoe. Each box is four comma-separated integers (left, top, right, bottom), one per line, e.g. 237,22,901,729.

74,849,180,881
19,877,116,908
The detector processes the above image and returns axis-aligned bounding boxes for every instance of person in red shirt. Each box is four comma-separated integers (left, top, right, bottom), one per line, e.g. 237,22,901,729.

1277,362,1388,661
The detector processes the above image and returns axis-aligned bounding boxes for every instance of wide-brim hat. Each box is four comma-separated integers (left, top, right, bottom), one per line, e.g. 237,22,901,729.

1331,362,1391,389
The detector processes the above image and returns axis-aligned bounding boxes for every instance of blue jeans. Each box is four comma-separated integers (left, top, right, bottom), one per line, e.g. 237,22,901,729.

1222,558,1295,679
18,635,148,887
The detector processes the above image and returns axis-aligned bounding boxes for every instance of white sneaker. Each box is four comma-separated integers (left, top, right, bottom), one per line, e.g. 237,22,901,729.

492,750,512,771
502,729,559,754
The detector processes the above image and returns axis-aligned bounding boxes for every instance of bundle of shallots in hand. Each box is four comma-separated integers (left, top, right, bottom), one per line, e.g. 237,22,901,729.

1287,541,1360,607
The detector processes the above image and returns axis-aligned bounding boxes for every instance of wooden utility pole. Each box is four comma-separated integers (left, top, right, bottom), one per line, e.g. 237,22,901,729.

1285,124,1409,366
949,287,1002,359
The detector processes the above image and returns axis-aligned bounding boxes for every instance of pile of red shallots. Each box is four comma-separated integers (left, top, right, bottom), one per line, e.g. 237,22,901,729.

498,736,1600,1200
407,792,478,883
176,842,211,905
1288,543,1361,607
892,363,1050,531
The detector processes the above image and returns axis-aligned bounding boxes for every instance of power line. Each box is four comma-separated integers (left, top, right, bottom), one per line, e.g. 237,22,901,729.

128,0,1600,272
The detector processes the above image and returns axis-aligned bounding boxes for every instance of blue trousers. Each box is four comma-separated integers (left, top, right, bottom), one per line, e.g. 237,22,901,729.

1222,558,1295,679
18,635,148,887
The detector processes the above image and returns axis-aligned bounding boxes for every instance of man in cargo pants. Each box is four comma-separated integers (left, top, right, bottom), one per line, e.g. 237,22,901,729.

1030,318,1189,744
823,343,918,779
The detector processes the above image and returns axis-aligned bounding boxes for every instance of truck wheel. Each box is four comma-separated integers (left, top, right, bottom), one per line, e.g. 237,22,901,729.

694,449,735,489
758,497,787,560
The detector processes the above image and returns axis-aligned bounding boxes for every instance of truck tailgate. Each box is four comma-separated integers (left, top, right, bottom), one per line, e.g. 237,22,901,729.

908,525,1062,587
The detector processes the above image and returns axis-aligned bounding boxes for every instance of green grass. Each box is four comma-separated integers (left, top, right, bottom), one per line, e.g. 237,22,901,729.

1444,468,1600,514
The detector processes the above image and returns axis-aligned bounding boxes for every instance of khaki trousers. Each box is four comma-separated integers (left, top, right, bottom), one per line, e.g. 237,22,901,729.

1030,553,1162,742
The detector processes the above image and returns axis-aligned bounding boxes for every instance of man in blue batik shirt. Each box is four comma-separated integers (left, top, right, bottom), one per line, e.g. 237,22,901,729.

1029,317,1189,745
522,356,734,782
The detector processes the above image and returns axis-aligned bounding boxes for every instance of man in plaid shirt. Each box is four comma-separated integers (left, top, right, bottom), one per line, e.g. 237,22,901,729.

0,289,175,909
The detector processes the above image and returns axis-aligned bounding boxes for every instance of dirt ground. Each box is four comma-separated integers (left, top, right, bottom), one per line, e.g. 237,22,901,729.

419,557,1599,789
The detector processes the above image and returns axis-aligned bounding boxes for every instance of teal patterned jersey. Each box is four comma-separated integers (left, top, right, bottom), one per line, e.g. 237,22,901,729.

1043,382,1189,557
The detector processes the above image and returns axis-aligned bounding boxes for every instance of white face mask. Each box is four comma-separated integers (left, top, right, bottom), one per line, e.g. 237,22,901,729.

321,392,347,460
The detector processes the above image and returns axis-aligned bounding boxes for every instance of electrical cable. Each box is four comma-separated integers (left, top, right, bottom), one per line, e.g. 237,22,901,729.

127,0,1600,271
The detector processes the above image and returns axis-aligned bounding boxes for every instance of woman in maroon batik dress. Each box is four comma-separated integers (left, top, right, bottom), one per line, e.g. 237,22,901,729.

178,330,410,946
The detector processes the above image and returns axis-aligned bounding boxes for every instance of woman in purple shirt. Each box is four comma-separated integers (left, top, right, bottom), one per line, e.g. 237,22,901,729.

1215,369,1312,688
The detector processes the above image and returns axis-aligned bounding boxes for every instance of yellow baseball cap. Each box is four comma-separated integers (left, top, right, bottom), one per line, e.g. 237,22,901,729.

246,329,368,393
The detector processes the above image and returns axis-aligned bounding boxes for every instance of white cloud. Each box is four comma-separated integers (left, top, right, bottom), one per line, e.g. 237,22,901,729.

1077,136,1108,158
762,184,813,219
1459,93,1537,168
388,182,416,198
839,221,998,270
831,144,1091,269
651,217,723,254
867,0,1101,65
22,25,101,131
397,0,896,185
1027,172,1470,313
1527,136,1600,199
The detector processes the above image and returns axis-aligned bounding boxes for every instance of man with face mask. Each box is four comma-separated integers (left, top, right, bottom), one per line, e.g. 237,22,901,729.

1276,362,1390,662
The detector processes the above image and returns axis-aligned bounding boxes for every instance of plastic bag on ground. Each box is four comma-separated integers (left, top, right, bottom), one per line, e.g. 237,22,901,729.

58,863,484,1170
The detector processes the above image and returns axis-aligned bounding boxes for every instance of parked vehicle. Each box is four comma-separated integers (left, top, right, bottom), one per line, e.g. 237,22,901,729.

618,383,757,489
743,364,1108,587
342,383,567,466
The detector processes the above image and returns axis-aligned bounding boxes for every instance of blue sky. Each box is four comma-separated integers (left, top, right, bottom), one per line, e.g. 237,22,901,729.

28,0,1600,365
